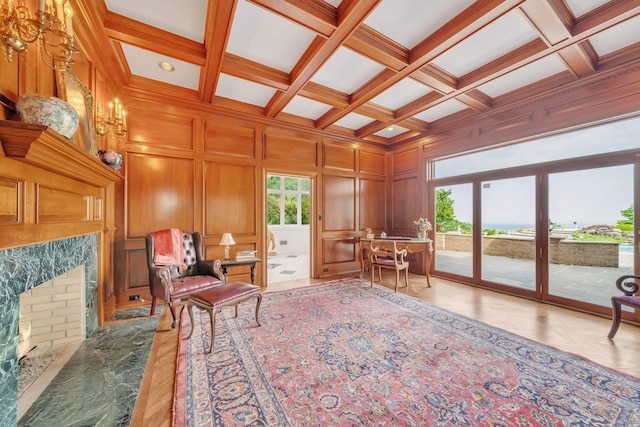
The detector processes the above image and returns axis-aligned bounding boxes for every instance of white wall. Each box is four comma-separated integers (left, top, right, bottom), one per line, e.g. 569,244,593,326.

268,226,309,255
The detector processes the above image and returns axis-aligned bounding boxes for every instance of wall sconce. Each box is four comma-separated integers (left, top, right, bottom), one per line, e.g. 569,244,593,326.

219,233,235,260
0,0,77,70
96,98,127,137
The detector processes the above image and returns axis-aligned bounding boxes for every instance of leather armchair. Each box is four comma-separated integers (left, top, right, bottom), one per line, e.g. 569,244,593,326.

145,230,224,328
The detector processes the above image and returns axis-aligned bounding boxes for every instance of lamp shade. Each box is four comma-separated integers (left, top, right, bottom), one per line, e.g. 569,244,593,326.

219,233,236,246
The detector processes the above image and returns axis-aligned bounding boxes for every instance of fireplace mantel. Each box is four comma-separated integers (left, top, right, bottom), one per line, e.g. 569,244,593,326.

0,120,118,187
0,119,120,322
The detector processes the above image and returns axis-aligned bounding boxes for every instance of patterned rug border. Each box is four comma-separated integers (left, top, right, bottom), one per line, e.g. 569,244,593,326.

174,277,640,426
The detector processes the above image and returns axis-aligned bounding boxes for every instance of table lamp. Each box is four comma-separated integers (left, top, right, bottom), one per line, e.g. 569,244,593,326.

219,233,236,259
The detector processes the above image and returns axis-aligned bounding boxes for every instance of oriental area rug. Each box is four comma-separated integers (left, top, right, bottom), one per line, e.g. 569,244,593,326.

173,278,640,426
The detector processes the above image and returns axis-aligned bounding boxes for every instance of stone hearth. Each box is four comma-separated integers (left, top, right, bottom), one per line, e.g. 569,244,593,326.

0,234,98,426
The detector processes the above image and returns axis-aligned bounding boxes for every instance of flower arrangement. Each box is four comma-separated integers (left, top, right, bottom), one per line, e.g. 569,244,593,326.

414,217,432,232
414,217,432,240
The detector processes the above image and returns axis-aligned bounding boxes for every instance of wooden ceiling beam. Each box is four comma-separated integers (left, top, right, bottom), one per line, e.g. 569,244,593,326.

315,0,526,131
557,42,597,77
456,89,492,111
103,11,206,66
411,64,457,94
264,0,384,118
520,0,572,46
298,82,350,108
345,26,409,71
248,0,338,37
221,53,291,91
201,0,238,103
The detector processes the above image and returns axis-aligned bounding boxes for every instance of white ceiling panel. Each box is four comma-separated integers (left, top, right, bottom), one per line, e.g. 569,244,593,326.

370,78,432,110
413,99,468,123
104,0,207,42
564,0,611,18
589,15,640,57
215,74,277,107
333,112,375,130
432,10,538,77
283,96,333,120
477,55,567,98
120,44,201,90
226,0,316,73
310,47,385,94
374,125,410,138
364,0,475,49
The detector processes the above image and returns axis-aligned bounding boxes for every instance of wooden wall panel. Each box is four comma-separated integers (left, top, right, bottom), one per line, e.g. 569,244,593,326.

392,148,418,175
126,250,149,291
0,178,21,224
392,176,418,232
205,121,256,158
360,151,385,176
324,143,355,171
126,153,195,238
128,111,195,151
323,175,355,231
323,238,356,263
359,178,386,232
37,187,89,223
263,133,317,166
203,162,256,237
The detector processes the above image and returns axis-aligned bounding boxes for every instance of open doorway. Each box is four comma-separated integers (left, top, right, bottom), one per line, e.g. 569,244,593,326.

266,174,311,284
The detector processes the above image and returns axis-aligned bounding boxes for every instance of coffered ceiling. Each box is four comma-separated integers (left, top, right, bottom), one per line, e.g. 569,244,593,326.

101,0,640,147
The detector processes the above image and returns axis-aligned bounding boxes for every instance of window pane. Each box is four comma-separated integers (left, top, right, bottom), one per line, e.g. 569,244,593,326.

285,194,297,224
267,176,281,190
433,116,640,178
548,165,634,306
285,177,298,191
301,194,310,224
434,184,473,278
481,176,536,290
301,178,310,192
267,194,281,225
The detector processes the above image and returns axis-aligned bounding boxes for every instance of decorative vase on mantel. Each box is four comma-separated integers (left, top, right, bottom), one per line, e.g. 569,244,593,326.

98,149,123,171
15,94,79,139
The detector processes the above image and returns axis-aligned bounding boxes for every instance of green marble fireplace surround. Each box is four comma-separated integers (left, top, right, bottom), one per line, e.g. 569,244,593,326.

0,234,98,427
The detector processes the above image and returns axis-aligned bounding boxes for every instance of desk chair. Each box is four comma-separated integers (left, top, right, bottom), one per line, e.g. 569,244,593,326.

369,240,409,292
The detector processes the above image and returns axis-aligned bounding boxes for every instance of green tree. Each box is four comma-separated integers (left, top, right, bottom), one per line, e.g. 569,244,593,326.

436,189,458,232
267,194,281,225
616,203,634,230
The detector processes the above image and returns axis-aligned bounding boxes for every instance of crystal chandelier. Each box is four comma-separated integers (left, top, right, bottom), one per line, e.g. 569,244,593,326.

0,0,77,70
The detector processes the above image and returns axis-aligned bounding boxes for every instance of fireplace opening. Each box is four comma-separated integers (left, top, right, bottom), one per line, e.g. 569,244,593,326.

17,266,86,419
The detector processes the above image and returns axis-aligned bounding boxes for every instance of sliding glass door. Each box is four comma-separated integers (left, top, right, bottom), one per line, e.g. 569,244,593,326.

434,184,474,278
481,176,536,291
547,165,634,307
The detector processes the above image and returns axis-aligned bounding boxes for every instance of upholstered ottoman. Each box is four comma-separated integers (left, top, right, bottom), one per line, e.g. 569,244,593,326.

186,281,262,353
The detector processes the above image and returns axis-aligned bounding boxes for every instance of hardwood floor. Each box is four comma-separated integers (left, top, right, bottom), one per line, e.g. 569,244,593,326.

130,273,640,426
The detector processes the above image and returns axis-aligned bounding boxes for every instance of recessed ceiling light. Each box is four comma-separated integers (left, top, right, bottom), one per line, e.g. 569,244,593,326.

387,126,394,131
158,62,175,72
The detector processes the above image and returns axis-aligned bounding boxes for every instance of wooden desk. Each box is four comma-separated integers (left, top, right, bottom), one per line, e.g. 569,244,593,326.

220,257,261,284
359,238,433,287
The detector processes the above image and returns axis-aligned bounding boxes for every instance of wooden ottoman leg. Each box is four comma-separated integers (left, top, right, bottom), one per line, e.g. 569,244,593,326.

254,293,262,326
208,308,217,353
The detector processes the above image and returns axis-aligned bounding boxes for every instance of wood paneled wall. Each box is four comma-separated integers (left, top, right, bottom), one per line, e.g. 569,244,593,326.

116,102,389,306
